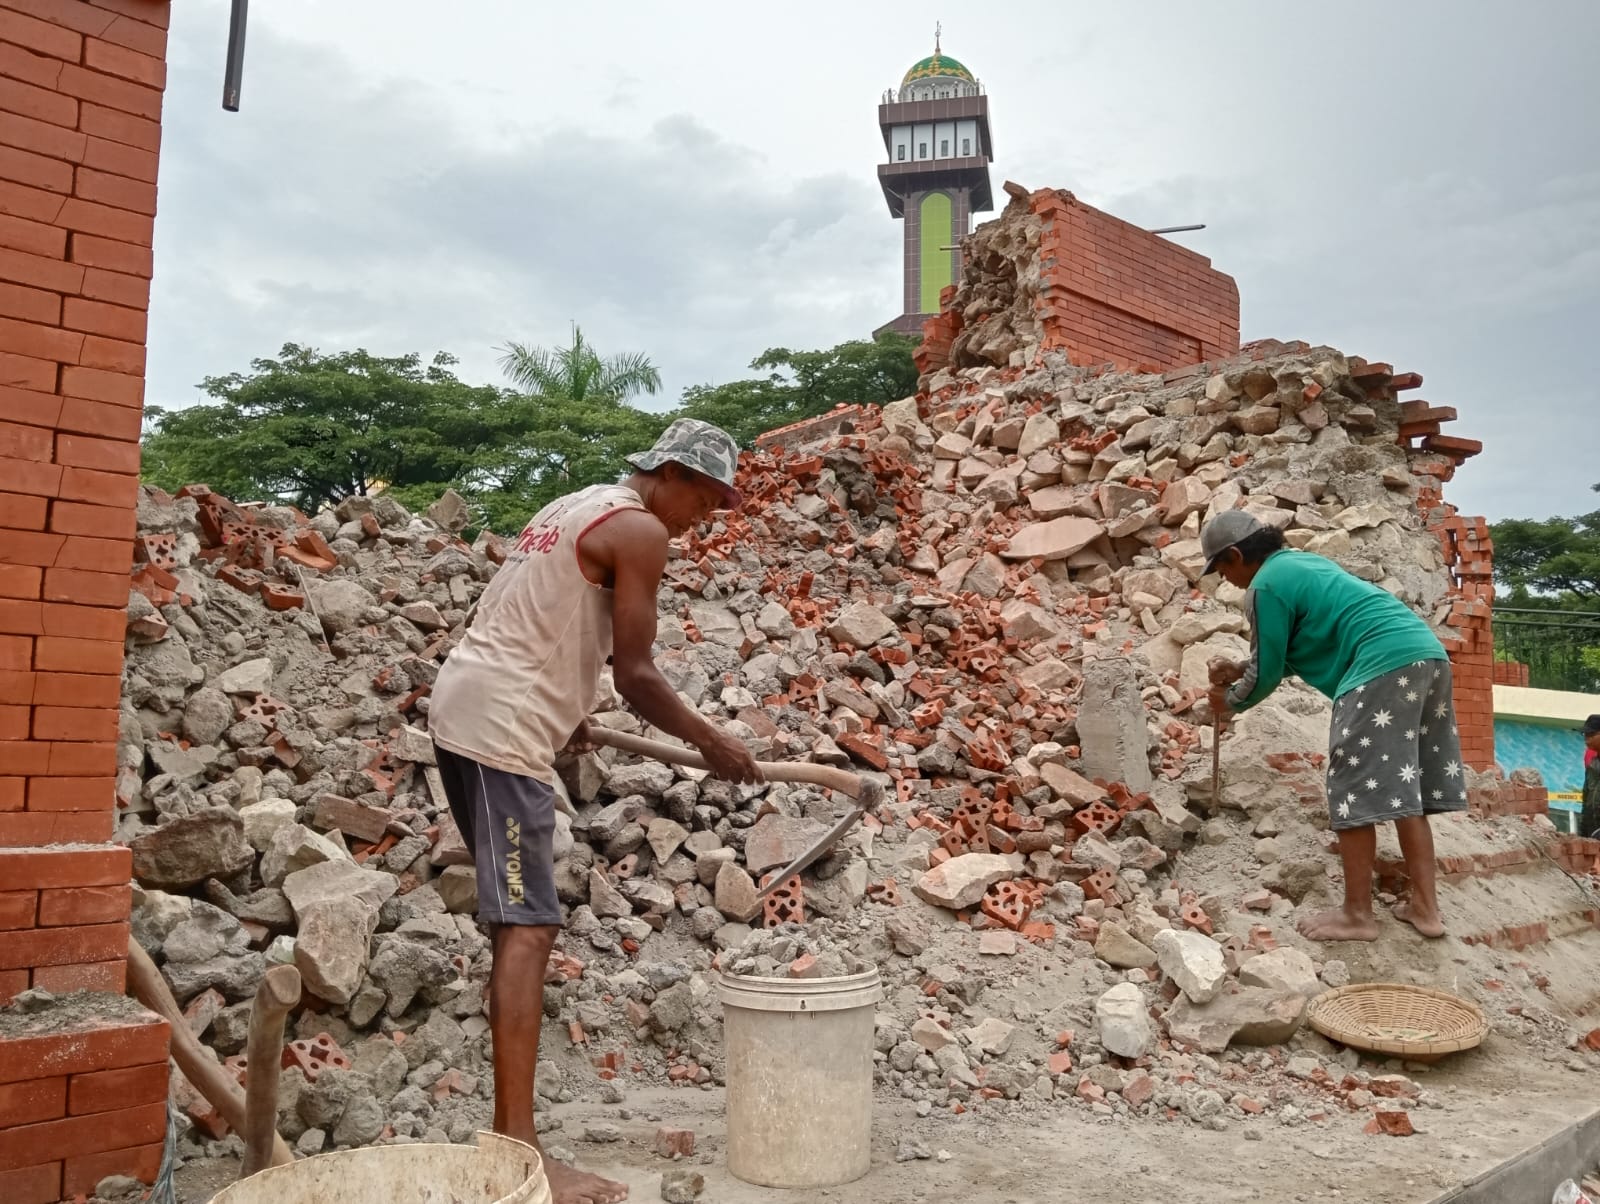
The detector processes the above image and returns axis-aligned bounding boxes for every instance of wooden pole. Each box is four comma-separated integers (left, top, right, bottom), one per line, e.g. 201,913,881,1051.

241,964,301,1178
589,728,869,799
126,939,295,1170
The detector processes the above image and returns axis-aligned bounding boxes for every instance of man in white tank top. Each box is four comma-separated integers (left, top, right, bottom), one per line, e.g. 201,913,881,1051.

429,419,760,1204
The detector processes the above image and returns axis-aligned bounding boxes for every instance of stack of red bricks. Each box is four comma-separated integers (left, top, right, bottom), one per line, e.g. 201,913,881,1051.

1491,659,1530,688
0,3,175,1199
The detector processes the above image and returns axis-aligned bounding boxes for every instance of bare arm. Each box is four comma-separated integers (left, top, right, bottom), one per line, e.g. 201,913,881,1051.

582,509,760,783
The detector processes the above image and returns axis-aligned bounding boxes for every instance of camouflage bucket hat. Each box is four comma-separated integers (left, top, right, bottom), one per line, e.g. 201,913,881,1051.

626,418,743,507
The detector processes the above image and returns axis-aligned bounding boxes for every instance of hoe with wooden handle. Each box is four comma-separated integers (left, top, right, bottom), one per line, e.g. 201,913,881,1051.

588,729,882,902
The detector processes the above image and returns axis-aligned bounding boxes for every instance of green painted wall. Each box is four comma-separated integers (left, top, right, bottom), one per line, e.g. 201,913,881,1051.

919,192,953,314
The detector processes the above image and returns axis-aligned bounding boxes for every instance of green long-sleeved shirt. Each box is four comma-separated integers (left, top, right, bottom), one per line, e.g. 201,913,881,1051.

1224,550,1446,711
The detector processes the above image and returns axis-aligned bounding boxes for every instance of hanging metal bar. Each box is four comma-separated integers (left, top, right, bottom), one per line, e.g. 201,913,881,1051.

223,0,249,112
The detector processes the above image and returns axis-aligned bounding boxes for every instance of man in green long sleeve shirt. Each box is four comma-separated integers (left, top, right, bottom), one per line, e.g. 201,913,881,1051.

1201,511,1467,942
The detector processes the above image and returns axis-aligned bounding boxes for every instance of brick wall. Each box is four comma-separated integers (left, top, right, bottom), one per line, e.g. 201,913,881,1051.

1492,659,1529,688
1030,189,1239,372
0,2,173,1198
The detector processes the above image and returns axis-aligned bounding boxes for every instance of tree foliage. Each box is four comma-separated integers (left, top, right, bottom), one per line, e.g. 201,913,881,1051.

1490,484,1600,692
141,329,917,536
678,333,919,447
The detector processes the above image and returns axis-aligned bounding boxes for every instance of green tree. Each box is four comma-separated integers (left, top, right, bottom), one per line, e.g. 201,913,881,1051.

678,333,918,447
141,345,517,515
497,324,662,406
1490,484,1600,692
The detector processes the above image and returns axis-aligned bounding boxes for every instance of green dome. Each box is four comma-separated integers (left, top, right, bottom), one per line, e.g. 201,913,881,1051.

902,52,974,88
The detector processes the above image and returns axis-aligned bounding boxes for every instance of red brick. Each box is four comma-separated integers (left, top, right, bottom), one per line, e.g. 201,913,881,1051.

56,465,139,510
0,313,84,363
0,384,61,430
80,134,157,184
0,38,65,90
33,958,125,994
0,143,73,194
0,526,63,564
0,1099,164,1167
77,331,142,373
77,263,148,309
0,210,64,260
0,6,83,59
0,702,26,737
0,292,61,348
32,670,119,708
88,0,169,30
0,845,130,889
62,295,146,344
0,565,41,599
49,497,136,539
76,100,159,153
47,739,117,775
72,162,157,217
0,108,85,164
0,633,30,669
0,1076,65,1128
0,457,59,499
60,362,141,405
32,704,117,742
66,231,149,277
57,395,140,441
0,349,56,391
0,418,53,462
55,195,152,245
0,177,69,225
0,74,77,128
0,968,26,1003
0,775,20,808
62,1141,162,1196
40,601,125,641
0,889,34,928
68,1061,165,1116
58,60,161,120
83,36,164,88
0,1014,166,1087
0,597,41,633
0,920,126,969
0,1161,61,1204
99,13,166,58
0,245,82,294
51,535,134,576
32,634,121,674
0,491,46,529
0,669,28,703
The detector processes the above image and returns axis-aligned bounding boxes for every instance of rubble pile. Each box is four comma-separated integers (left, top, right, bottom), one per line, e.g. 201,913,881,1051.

112,337,1596,1169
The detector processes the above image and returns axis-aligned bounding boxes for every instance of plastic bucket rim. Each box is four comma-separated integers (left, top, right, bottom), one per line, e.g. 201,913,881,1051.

716,967,883,1014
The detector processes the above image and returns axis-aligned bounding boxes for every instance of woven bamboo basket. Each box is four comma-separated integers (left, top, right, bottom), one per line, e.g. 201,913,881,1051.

1307,982,1489,1060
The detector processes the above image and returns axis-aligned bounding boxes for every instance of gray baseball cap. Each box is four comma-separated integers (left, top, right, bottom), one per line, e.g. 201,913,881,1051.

626,418,743,507
1200,510,1266,575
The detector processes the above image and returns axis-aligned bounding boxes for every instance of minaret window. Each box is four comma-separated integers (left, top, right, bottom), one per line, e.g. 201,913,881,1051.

897,145,906,161
940,139,949,157
918,142,927,159
962,137,971,156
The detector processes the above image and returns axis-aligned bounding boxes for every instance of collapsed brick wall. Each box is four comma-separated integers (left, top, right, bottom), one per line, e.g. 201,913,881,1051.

0,2,173,1199
915,185,1240,378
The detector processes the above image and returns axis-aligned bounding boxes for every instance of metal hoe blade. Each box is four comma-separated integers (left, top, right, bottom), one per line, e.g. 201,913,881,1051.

752,804,869,902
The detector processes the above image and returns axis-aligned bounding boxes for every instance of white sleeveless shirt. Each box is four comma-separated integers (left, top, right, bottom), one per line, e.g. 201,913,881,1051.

429,483,646,781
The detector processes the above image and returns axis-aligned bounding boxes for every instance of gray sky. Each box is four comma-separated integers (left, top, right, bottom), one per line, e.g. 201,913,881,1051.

151,1,1599,523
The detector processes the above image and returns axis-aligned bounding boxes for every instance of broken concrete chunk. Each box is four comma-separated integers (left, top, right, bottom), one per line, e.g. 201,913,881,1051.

826,602,897,648
1165,987,1308,1053
131,808,254,891
1152,929,1227,1004
1001,515,1102,562
1095,921,1157,970
1238,947,1320,997
1096,982,1154,1058
913,854,1015,911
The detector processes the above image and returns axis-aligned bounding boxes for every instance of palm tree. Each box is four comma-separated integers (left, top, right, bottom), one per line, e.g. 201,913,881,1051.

497,323,662,405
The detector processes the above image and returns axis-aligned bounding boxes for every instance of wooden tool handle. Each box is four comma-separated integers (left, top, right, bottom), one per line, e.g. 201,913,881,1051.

241,964,300,1178
589,728,869,799
126,939,295,1169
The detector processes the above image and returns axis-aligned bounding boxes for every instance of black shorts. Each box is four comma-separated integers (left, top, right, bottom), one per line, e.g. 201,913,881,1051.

1325,660,1470,831
434,745,563,926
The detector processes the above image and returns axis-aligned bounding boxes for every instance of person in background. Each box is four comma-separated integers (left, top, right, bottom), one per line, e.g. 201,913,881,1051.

1582,714,1600,839
1200,510,1467,942
428,418,762,1204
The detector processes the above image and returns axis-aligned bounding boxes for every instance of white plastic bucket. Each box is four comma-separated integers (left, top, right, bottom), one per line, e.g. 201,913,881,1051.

210,1131,551,1204
717,968,883,1189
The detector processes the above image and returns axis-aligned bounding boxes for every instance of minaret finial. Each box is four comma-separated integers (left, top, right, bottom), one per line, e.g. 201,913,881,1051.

934,21,942,53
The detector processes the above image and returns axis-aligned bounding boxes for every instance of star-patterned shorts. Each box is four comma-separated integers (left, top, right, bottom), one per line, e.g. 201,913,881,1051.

1325,659,1468,831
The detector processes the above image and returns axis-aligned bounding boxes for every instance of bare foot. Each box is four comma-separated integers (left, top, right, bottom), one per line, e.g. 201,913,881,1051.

545,1157,629,1204
1296,907,1380,942
1392,899,1446,939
